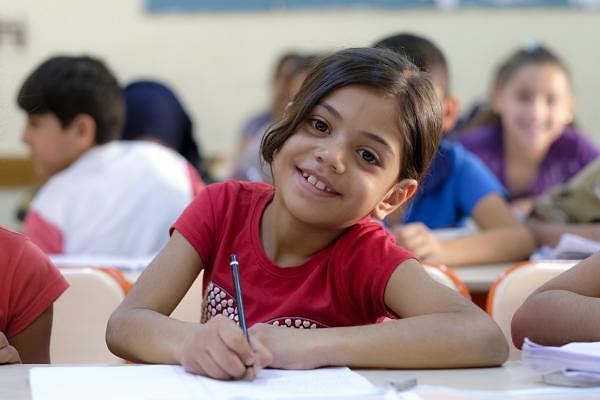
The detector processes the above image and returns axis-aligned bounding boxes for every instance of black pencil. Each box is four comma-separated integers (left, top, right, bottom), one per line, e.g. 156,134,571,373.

229,253,250,343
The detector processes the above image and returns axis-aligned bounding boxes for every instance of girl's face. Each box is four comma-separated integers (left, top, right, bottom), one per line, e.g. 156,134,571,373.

271,84,416,230
493,63,574,155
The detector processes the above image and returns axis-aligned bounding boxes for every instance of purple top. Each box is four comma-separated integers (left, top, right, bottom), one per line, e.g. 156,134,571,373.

459,124,600,200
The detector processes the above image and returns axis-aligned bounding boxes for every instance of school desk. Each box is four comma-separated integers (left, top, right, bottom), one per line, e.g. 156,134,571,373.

3,361,599,400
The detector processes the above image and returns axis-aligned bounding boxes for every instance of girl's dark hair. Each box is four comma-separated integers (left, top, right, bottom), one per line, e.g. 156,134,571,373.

17,55,124,145
494,44,570,90
260,47,442,183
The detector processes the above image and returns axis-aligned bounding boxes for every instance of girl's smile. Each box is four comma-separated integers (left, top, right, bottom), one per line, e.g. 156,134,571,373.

270,84,411,230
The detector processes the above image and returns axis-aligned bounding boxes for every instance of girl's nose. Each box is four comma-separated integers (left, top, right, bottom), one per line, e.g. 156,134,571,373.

313,143,346,174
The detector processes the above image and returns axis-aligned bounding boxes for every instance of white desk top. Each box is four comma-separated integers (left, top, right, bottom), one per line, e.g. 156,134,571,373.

453,262,513,292
2,361,591,400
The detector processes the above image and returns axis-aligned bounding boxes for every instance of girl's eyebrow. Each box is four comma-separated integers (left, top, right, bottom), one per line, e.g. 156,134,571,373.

363,132,394,155
317,101,342,120
317,101,394,155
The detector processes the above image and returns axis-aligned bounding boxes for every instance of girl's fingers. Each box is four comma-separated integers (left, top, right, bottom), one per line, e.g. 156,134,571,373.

247,336,273,370
208,338,248,379
0,344,21,364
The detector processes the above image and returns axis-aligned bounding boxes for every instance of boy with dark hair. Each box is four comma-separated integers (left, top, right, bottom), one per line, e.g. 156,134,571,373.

374,33,535,267
18,55,203,256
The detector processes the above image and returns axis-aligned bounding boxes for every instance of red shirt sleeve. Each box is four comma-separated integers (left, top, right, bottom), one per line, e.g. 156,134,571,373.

1,229,69,337
23,210,63,254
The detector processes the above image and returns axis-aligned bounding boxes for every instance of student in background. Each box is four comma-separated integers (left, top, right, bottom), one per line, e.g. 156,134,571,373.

107,48,508,380
0,225,68,363
122,80,214,184
19,55,202,257
236,52,303,153
511,252,600,348
459,44,599,214
375,33,535,267
230,53,318,183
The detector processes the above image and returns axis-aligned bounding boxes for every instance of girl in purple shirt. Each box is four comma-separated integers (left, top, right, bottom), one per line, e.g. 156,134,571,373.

460,45,599,209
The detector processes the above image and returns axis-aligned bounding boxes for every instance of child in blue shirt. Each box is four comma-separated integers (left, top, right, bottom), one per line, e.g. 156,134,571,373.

375,33,535,267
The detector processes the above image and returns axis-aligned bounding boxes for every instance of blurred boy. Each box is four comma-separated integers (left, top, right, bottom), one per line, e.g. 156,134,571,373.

374,33,535,267
18,55,203,256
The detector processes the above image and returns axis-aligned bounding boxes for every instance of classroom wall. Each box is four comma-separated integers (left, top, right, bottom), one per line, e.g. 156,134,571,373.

1,1,599,168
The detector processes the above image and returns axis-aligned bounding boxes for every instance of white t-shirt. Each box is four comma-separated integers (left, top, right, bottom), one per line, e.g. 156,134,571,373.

25,141,203,257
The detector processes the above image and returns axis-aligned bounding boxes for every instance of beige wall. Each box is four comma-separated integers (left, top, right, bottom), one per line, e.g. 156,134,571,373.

1,1,599,171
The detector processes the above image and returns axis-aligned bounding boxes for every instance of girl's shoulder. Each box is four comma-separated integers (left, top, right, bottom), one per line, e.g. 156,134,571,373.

333,219,413,265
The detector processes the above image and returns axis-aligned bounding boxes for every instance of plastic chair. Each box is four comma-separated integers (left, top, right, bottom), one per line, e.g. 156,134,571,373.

486,260,578,360
169,271,204,322
50,267,131,364
424,264,471,300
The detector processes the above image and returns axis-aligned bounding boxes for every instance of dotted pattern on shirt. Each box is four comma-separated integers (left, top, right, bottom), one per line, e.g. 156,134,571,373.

201,281,325,328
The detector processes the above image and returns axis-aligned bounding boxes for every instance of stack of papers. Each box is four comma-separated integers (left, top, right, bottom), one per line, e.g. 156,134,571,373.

522,338,600,387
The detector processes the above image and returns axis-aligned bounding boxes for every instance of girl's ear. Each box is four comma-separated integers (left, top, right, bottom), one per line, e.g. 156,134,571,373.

442,95,461,132
370,179,418,220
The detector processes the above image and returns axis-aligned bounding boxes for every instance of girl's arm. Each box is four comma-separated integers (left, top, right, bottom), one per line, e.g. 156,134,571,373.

440,194,535,266
394,194,536,266
106,231,271,379
526,218,600,247
511,252,600,348
8,305,53,363
250,259,508,369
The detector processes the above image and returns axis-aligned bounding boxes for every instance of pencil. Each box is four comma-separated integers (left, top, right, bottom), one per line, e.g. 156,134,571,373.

229,253,250,343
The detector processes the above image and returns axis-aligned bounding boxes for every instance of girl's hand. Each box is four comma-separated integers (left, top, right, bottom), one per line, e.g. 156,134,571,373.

0,332,21,364
392,222,443,265
249,323,318,370
179,315,272,380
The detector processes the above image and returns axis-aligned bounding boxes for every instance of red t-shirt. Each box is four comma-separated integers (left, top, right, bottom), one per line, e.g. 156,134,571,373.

0,226,68,338
173,180,414,329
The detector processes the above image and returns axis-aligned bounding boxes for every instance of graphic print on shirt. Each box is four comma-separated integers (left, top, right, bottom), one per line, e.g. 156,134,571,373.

200,281,328,328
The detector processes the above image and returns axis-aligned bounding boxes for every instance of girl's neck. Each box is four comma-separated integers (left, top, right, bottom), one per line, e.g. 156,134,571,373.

503,130,547,165
260,195,344,268
502,130,547,197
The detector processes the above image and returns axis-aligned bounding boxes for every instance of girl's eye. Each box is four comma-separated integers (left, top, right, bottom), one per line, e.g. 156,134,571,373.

358,149,379,165
311,119,329,133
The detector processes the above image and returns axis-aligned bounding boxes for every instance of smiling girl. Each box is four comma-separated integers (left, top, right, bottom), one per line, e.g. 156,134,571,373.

460,44,599,211
107,48,508,380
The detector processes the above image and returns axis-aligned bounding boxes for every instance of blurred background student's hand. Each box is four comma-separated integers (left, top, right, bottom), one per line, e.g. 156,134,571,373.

392,222,444,265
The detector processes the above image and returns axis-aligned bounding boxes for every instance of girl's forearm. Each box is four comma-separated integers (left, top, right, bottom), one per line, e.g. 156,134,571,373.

527,219,600,247
307,310,508,369
106,308,193,364
512,289,600,348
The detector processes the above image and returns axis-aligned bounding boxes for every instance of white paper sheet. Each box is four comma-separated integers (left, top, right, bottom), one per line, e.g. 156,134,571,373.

30,365,381,400
522,338,600,387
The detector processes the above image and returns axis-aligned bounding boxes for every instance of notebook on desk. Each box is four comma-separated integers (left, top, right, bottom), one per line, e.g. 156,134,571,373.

30,365,410,400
